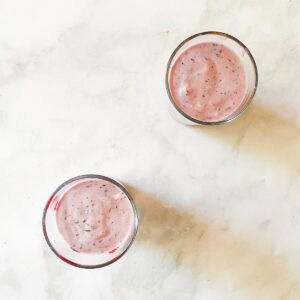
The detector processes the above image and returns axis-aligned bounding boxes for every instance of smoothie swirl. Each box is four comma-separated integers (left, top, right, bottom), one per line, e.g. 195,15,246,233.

56,178,134,254
169,42,247,122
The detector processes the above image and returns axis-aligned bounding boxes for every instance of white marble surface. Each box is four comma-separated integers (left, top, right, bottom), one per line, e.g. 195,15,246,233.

1,0,300,299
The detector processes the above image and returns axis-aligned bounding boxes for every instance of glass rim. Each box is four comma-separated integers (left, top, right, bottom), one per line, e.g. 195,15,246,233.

165,31,258,125
42,174,139,269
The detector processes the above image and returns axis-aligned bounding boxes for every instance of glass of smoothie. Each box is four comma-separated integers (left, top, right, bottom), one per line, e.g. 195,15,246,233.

165,31,258,125
42,174,138,268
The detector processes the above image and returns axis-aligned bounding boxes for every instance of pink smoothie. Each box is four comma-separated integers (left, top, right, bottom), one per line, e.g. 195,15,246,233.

169,42,247,122
56,178,135,254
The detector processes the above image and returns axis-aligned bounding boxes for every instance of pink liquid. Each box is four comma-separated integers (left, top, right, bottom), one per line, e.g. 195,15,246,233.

56,178,134,254
169,42,247,122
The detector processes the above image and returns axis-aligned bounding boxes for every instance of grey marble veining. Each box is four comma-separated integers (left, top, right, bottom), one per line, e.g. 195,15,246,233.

1,0,300,299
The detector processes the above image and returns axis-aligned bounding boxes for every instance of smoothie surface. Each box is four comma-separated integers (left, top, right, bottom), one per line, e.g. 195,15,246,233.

56,178,134,254
169,42,247,122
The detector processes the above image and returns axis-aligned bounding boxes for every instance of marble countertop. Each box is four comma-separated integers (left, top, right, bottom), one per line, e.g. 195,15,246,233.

1,0,300,299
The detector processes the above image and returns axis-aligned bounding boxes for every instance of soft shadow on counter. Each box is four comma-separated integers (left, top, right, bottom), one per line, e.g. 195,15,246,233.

196,103,300,173
127,185,298,298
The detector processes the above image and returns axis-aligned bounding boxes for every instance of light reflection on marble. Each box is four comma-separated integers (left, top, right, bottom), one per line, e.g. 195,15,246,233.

1,0,300,299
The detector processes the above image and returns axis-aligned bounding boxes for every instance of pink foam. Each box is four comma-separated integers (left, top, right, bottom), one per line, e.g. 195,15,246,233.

56,178,134,254
169,42,247,122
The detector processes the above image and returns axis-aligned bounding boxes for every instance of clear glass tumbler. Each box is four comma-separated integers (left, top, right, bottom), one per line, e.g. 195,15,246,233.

42,174,138,268
165,31,258,125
